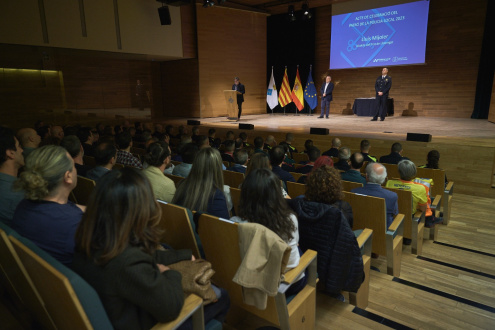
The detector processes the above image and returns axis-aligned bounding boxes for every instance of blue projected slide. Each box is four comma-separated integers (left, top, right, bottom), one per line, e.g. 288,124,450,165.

330,0,430,69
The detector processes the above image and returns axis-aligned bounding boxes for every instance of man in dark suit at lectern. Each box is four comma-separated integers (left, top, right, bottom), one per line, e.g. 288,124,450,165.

318,75,334,119
232,77,245,121
371,67,392,121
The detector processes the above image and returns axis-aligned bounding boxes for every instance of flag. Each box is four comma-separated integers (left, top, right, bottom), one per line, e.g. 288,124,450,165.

266,68,278,110
291,67,304,111
304,68,318,110
278,68,292,107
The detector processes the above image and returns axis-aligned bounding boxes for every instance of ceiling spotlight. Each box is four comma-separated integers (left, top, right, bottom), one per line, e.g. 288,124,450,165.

288,5,296,22
203,0,214,8
302,3,312,20
217,0,226,4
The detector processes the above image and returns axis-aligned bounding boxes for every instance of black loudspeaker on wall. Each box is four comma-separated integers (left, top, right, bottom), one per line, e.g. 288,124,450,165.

158,6,171,25
406,132,432,142
239,124,254,130
310,127,329,135
187,120,200,125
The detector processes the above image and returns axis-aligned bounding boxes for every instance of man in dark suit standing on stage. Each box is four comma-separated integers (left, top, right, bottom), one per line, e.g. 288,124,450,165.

232,77,245,122
371,68,392,121
319,75,334,119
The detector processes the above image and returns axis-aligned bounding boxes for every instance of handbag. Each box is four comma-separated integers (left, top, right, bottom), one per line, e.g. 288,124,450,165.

168,259,217,305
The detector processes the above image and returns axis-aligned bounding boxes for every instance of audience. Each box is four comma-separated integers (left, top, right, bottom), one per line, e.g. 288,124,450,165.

115,131,143,169
172,143,198,178
51,125,65,140
334,147,351,171
295,147,320,174
86,142,117,182
172,148,230,219
322,137,341,157
221,140,235,163
191,125,200,144
253,136,265,154
351,163,398,229
360,139,376,163
60,135,92,177
142,142,175,203
304,166,353,228
73,168,230,329
231,168,304,296
77,127,95,157
16,127,41,159
419,149,448,187
284,133,298,158
208,128,216,147
227,149,248,174
196,135,210,149
380,142,409,164
12,145,84,266
239,132,250,148
0,127,25,226
341,152,366,185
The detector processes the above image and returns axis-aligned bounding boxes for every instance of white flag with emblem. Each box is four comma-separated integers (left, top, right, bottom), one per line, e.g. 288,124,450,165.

266,68,278,110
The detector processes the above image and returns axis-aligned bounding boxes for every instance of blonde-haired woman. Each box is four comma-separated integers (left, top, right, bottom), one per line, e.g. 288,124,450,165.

12,145,84,266
172,147,230,219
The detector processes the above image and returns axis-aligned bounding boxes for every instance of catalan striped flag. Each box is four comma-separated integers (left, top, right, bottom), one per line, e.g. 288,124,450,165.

278,68,292,107
291,67,304,111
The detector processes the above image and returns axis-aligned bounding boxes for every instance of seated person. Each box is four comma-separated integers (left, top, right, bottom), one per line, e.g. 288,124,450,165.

278,142,295,168
16,127,41,160
239,132,250,148
302,139,313,155
270,146,295,188
221,140,235,163
351,162,398,229
296,147,320,174
302,166,353,228
264,135,276,151
360,139,377,163
386,160,439,227
12,145,84,266
231,168,305,296
0,127,25,226
297,155,334,184
284,133,298,158
60,135,93,177
172,148,230,219
246,152,289,198
419,149,448,187
77,127,95,157
253,136,266,154
227,149,248,174
334,147,351,172
172,143,198,178
73,168,230,329
322,138,341,158
143,142,176,203
86,142,117,182
379,142,410,164
115,131,143,169
196,135,210,149
341,152,366,185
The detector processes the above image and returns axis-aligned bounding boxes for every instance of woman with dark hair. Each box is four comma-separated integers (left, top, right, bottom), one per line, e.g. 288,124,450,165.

172,147,230,219
245,152,289,198
142,141,175,202
231,168,304,294
305,165,353,228
419,149,448,186
73,168,230,329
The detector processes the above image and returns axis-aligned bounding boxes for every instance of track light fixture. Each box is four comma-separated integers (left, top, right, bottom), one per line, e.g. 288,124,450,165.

302,3,312,20
203,0,214,8
288,5,296,22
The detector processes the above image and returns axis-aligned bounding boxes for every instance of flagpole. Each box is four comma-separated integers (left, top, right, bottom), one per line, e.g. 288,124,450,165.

308,65,313,116
271,66,274,116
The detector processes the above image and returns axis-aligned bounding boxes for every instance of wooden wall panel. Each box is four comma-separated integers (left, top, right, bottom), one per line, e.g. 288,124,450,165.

196,5,267,118
158,59,200,118
488,71,495,124
181,4,197,59
315,0,487,118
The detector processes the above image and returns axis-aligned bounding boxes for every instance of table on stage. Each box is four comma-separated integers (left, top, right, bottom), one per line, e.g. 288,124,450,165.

352,98,394,116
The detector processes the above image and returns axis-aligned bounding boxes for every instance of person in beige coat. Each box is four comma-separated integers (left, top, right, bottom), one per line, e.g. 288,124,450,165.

142,142,175,202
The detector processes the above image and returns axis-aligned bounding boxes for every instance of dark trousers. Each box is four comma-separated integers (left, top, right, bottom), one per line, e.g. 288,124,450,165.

237,101,243,119
320,98,331,117
373,95,388,120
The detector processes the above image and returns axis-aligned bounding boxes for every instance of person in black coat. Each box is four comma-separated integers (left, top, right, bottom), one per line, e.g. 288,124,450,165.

379,142,410,165
232,77,245,121
371,67,392,121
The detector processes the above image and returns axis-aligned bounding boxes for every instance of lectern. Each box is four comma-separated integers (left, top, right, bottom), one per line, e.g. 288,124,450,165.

224,90,241,120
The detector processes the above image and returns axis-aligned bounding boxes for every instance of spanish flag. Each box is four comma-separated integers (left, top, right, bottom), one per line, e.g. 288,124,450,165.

278,68,292,108
291,67,304,111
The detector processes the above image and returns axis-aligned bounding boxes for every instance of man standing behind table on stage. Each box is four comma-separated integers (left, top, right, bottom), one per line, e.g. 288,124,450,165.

232,77,245,122
319,75,334,119
371,68,392,122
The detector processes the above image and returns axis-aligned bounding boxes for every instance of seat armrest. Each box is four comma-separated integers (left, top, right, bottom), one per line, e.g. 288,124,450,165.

357,228,373,257
413,210,425,223
387,214,404,234
151,294,204,330
283,249,317,285
431,194,442,211
444,181,454,194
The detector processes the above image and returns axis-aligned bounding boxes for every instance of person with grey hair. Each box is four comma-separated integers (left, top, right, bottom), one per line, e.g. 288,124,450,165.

352,162,398,229
227,149,248,174
334,147,351,171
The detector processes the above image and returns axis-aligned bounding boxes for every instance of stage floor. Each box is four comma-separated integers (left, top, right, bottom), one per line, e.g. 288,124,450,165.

171,113,495,145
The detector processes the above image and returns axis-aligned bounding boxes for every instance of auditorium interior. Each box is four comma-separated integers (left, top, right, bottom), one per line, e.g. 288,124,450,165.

1,0,495,329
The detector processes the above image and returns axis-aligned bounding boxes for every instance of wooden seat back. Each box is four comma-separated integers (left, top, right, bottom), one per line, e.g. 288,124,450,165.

165,173,185,187
71,176,96,205
230,187,241,214
223,170,244,189
0,229,56,329
341,180,363,192
157,202,201,259
289,172,305,182
292,153,309,164
198,214,317,329
286,181,306,198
